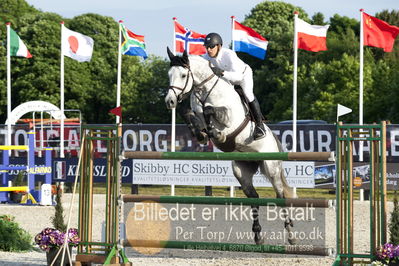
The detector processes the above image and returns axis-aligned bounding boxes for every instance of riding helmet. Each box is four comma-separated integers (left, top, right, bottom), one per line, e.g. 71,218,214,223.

204,33,223,47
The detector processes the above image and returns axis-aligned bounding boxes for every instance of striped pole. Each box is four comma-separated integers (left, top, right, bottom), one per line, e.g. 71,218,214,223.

124,240,333,256
123,151,335,161
122,195,334,208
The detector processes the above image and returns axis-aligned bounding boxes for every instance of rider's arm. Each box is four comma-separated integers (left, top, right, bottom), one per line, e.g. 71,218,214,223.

221,49,246,83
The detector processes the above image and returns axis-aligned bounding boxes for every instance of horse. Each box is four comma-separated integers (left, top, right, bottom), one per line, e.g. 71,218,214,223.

165,48,297,245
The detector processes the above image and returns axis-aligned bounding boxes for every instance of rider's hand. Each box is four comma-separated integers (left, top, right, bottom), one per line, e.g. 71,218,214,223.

211,67,224,77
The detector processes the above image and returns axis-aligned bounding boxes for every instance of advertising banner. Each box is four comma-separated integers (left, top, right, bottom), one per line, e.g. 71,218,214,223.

132,160,315,188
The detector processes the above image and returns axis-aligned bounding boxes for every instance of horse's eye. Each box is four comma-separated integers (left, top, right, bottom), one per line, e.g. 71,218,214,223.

182,74,187,78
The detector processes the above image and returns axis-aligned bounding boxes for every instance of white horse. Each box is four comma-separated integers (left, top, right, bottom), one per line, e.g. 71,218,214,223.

165,48,297,245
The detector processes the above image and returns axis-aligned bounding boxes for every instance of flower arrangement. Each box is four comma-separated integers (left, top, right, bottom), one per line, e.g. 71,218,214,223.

34,227,80,252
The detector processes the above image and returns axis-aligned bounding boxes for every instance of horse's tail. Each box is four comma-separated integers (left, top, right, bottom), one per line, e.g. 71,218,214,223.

273,132,298,199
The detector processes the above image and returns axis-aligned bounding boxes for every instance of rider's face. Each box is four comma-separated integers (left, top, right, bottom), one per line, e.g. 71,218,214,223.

206,44,220,58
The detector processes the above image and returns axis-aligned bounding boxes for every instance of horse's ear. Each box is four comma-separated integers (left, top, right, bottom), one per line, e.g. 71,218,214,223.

182,50,189,66
183,49,188,59
167,47,175,60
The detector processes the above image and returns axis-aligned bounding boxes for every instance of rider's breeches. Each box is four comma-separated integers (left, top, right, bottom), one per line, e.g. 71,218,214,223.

238,67,255,102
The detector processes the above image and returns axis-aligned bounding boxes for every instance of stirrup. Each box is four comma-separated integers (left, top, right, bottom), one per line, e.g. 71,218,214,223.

254,125,266,140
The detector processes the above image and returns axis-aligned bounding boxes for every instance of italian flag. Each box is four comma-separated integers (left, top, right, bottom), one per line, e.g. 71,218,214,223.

10,27,32,58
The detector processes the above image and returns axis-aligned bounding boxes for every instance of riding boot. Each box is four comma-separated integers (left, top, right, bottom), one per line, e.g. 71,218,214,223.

248,98,266,140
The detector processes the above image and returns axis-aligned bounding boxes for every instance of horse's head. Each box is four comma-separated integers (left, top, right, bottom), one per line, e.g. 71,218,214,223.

165,47,194,109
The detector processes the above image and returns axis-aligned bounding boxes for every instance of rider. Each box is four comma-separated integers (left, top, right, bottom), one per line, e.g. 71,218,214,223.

203,32,266,140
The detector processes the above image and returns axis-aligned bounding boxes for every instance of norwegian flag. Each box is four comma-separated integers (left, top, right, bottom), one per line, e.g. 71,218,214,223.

174,20,206,55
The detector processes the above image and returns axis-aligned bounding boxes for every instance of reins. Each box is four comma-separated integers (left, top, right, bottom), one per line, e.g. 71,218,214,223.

169,63,217,104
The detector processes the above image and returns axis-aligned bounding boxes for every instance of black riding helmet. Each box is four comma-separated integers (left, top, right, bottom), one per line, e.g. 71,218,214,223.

204,33,223,48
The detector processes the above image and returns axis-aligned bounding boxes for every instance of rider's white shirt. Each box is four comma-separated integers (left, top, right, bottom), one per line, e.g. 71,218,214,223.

203,47,249,84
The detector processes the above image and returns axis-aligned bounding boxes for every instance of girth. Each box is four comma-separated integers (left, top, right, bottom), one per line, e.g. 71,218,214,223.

213,116,251,152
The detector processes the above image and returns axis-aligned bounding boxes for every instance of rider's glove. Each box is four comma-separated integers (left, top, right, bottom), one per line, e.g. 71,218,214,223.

211,67,224,77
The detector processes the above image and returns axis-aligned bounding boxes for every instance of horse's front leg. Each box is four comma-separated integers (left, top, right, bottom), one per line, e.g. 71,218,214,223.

203,106,227,143
232,160,263,245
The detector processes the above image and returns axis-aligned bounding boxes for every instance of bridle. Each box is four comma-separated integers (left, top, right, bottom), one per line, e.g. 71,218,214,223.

168,65,194,103
169,64,216,103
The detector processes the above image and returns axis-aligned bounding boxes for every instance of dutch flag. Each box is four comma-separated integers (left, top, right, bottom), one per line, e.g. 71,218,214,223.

232,20,268,60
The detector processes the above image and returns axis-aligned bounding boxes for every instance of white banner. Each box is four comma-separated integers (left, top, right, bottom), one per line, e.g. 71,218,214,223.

132,160,315,188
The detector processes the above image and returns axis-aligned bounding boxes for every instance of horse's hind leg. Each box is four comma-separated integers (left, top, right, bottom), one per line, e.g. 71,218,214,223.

260,160,296,199
260,160,297,245
232,160,264,245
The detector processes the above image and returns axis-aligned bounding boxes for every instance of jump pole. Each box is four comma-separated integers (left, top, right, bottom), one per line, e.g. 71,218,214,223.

124,239,334,257
123,151,335,161
0,131,52,204
122,195,334,208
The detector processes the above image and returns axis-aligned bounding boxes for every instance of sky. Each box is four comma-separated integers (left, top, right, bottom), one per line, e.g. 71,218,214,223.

25,0,397,58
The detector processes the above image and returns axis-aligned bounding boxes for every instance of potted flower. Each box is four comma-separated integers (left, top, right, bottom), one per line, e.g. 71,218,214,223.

34,185,80,266
35,227,80,265
372,194,399,266
372,243,399,265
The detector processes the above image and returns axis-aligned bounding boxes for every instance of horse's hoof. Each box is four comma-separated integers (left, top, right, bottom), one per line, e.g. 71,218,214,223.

196,131,209,144
284,217,297,245
288,236,297,245
216,132,226,143
255,235,264,245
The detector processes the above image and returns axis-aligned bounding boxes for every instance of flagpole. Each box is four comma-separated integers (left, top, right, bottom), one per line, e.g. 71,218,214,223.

60,22,65,158
6,23,12,150
359,9,364,162
359,9,364,126
116,21,123,124
170,17,178,196
231,16,235,51
292,12,299,152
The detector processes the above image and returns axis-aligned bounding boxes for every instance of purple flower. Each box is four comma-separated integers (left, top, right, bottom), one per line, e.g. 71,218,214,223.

34,227,80,252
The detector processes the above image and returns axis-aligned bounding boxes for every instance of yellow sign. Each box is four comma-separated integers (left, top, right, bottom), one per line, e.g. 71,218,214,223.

28,166,52,174
354,177,362,187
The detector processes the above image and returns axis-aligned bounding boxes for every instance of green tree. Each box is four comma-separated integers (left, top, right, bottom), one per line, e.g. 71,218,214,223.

0,6,170,124
2,0,399,124
0,0,38,26
389,193,399,245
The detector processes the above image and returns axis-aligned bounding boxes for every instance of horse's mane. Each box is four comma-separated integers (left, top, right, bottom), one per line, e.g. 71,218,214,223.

188,55,209,66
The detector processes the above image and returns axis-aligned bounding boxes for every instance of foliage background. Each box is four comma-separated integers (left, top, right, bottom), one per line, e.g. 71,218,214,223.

0,0,398,124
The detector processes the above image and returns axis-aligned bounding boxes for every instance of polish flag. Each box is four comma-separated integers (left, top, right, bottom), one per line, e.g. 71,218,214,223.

296,17,329,52
62,25,94,62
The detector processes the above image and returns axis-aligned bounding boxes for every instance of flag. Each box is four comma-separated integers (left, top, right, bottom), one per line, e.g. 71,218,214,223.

120,23,147,59
62,26,94,62
296,17,329,52
337,104,352,122
232,20,268,59
109,106,122,118
337,104,352,117
174,20,206,55
10,28,32,58
363,12,399,52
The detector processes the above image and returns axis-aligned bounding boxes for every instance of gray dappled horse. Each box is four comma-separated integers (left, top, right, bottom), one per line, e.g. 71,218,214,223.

165,48,297,245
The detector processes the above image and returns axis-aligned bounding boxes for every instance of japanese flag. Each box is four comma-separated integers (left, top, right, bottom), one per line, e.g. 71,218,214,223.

62,25,94,62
